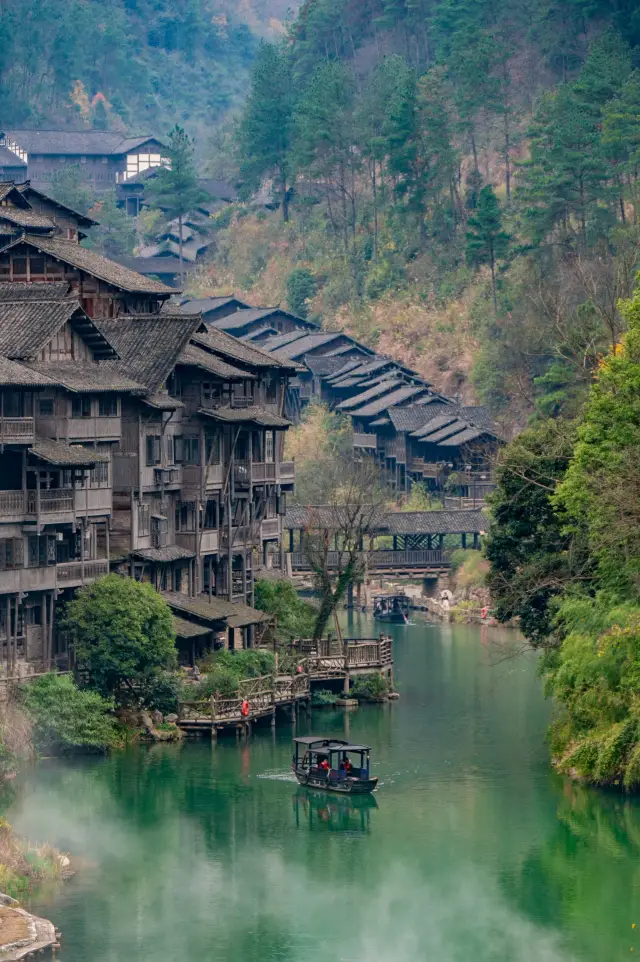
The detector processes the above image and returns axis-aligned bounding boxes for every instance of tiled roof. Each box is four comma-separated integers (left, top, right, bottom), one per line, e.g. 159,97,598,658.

388,403,455,432
243,326,279,341
0,184,27,204
304,355,351,376
336,378,405,411
383,510,488,535
30,438,109,466
346,384,427,417
179,343,254,380
28,362,144,394
191,328,298,372
0,357,58,387
410,414,462,438
283,504,386,530
96,315,203,392
0,150,26,168
179,295,250,315
416,420,471,444
133,546,196,563
5,130,160,156
258,329,308,352
0,208,54,230
173,616,211,638
438,427,488,446
322,343,371,358
142,394,184,412
0,283,117,360
18,185,98,227
269,332,344,360
2,234,174,294
163,592,270,627
324,360,363,381
212,307,316,332
198,406,290,428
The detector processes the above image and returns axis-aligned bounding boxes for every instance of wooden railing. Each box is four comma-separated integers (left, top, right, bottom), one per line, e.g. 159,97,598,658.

0,491,25,517
230,397,255,409
353,432,377,449
261,518,281,539
291,549,448,570
408,459,443,479
443,496,487,510
27,489,74,515
179,671,310,727
278,461,295,481
0,417,34,442
252,462,277,482
221,525,253,548
56,559,109,585
232,460,251,486
285,636,393,676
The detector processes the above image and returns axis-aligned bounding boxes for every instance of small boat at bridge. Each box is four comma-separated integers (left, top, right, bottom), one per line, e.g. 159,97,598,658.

373,593,411,624
291,737,378,794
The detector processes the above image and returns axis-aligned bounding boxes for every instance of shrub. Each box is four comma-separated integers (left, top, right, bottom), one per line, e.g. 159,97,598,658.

350,672,389,702
254,579,317,640
286,267,317,319
21,674,116,753
312,688,338,706
63,575,176,707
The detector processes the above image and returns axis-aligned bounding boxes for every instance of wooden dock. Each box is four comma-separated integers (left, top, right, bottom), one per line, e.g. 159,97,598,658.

177,636,393,735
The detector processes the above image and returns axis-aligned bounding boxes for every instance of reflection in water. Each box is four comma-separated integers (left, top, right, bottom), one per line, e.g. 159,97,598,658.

292,788,377,833
5,616,639,962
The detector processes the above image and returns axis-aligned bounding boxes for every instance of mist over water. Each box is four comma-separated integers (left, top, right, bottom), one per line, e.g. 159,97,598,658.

8,615,640,961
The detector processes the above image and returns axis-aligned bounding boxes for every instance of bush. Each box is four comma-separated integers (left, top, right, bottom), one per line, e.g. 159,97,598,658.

22,674,116,753
286,267,317,319
196,649,278,700
63,575,176,707
350,672,389,702
254,579,317,640
312,688,338,706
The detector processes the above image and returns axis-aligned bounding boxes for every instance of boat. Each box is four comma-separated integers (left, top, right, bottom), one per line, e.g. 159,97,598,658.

291,737,378,794
373,593,411,624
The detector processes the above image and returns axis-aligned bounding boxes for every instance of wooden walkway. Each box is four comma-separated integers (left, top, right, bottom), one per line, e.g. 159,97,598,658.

177,636,393,735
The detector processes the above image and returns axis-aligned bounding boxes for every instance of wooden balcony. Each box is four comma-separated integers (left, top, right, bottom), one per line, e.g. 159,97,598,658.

220,525,254,549
408,459,443,479
0,490,26,520
278,461,295,483
67,416,121,441
252,462,277,483
26,489,74,519
56,559,109,587
0,417,34,444
261,518,281,540
75,487,112,517
290,548,447,571
152,466,181,488
0,566,56,593
353,432,377,449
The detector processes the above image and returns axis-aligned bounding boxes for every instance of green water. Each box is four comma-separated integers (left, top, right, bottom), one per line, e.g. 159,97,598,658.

9,614,640,961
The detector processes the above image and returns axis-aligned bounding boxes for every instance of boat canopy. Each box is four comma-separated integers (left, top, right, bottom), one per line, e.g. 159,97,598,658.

293,737,371,752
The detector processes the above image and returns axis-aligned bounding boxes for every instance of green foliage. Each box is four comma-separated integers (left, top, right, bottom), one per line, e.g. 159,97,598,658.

311,688,339,706
85,190,136,258
0,0,255,130
238,42,296,220
48,165,96,216
63,575,176,708
21,674,116,754
350,672,390,701
465,186,511,310
196,649,276,699
254,579,317,641
286,268,317,319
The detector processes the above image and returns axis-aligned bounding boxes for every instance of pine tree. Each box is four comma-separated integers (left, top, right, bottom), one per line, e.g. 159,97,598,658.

465,185,510,312
238,42,296,222
145,126,208,286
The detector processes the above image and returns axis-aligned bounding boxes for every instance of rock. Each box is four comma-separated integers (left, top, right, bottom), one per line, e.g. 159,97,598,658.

388,691,400,700
165,713,178,724
151,710,164,726
58,856,70,869
335,698,359,708
140,711,153,731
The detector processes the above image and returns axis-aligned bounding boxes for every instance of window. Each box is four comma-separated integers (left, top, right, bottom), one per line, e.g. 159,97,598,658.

98,396,117,417
25,605,42,626
203,499,218,530
167,373,181,398
205,433,220,465
266,375,278,403
138,502,150,537
90,459,109,487
0,538,24,570
151,516,168,548
38,397,54,416
28,535,57,568
71,396,91,418
146,435,161,466
30,257,45,276
166,435,174,465
265,431,275,463
175,435,199,465
202,381,221,406
175,502,195,533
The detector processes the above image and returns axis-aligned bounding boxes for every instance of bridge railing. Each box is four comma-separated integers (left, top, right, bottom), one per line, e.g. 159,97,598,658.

290,549,448,570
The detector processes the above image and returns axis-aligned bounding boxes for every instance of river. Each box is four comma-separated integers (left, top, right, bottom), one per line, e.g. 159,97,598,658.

7,614,640,961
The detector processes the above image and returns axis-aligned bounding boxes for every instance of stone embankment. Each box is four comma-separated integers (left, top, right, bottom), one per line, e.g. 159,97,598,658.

0,893,58,959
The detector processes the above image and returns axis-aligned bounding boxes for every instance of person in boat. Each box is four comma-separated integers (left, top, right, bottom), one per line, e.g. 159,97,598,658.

340,755,353,775
317,755,330,773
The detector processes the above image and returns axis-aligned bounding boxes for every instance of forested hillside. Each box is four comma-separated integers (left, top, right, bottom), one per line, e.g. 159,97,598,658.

197,0,640,422
0,0,294,134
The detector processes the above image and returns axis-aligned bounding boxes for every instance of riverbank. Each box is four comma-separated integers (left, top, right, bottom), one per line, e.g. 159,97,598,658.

0,893,58,960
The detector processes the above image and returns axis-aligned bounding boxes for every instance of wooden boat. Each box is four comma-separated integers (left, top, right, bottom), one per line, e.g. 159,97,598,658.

291,737,378,794
373,593,411,624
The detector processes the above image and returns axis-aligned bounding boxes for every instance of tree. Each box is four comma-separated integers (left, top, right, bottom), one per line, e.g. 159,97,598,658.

286,268,316,319
465,185,511,312
63,575,176,707
85,190,136,258
254,579,317,642
484,419,583,646
602,71,640,223
301,458,386,641
48,165,96,217
22,674,116,753
237,42,296,222
145,125,209,286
